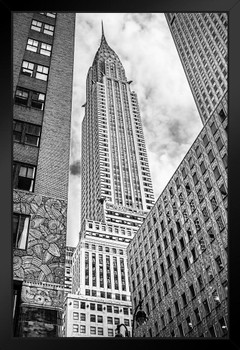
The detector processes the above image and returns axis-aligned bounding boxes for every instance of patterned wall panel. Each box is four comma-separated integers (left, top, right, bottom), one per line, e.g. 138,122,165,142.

13,190,67,285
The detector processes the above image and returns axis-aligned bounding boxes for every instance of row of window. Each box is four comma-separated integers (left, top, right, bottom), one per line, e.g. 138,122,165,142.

147,314,228,337
84,242,124,254
13,120,41,147
72,300,131,315
21,60,49,81
72,324,115,336
72,312,130,326
15,87,45,110
31,19,54,36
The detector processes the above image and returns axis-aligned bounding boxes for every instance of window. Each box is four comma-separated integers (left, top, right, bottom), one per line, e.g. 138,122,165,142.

219,184,227,197
209,325,216,337
213,166,221,181
107,317,113,324
169,228,174,241
216,216,225,231
90,326,96,335
114,318,120,325
73,324,79,333
13,162,36,192
203,299,210,315
200,161,207,174
191,247,197,261
151,296,155,308
40,42,52,56
215,255,224,271
182,292,187,307
161,314,165,328
194,307,201,323
186,229,192,242
194,218,201,231
186,316,193,331
98,327,104,335
31,20,42,32
176,220,181,232
154,270,159,283
195,145,201,158
173,246,178,259
216,137,224,151
40,12,56,18
21,60,49,81
189,284,196,299
160,262,165,275
219,317,228,335
163,237,168,249
80,325,86,333
163,281,168,295
170,274,175,287
73,312,79,320
90,303,95,310
202,207,209,222
31,20,55,36
184,257,189,271
222,153,228,169
13,120,41,147
97,304,103,311
203,134,209,147
192,173,198,185
176,265,182,279
26,38,52,56
90,314,96,322
167,308,173,322
108,329,114,336
80,302,85,309
166,254,171,267
114,306,119,314
97,315,103,323
208,149,215,163
13,213,30,249
205,178,212,192
178,324,184,336
212,289,221,306
15,87,45,110
80,313,86,321
174,300,180,314
210,122,217,135
21,60,34,77
179,237,185,250
155,228,159,240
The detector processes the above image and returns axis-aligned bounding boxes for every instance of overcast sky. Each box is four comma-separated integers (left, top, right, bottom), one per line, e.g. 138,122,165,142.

67,13,202,247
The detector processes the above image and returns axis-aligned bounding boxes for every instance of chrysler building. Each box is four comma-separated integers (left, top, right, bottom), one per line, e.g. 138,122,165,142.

63,24,155,337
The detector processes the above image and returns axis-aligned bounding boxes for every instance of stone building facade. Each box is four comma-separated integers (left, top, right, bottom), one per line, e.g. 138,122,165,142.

127,12,228,338
13,12,75,337
165,13,228,124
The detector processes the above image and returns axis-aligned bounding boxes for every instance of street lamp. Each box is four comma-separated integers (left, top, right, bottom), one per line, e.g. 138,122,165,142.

115,323,130,337
132,300,148,337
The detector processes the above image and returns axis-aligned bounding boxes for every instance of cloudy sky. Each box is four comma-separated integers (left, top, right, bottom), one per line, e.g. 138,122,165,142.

67,13,202,247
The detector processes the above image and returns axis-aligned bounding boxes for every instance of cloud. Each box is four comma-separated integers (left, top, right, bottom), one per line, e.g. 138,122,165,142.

70,160,81,176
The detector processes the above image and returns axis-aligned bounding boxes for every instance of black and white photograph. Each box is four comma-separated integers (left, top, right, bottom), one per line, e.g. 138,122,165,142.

12,12,228,339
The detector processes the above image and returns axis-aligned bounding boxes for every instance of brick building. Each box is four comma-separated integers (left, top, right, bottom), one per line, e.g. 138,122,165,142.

13,12,75,337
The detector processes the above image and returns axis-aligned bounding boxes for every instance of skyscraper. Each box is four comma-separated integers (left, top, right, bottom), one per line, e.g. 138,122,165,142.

81,23,155,226
66,24,155,337
13,12,75,337
165,13,228,124
127,12,228,338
